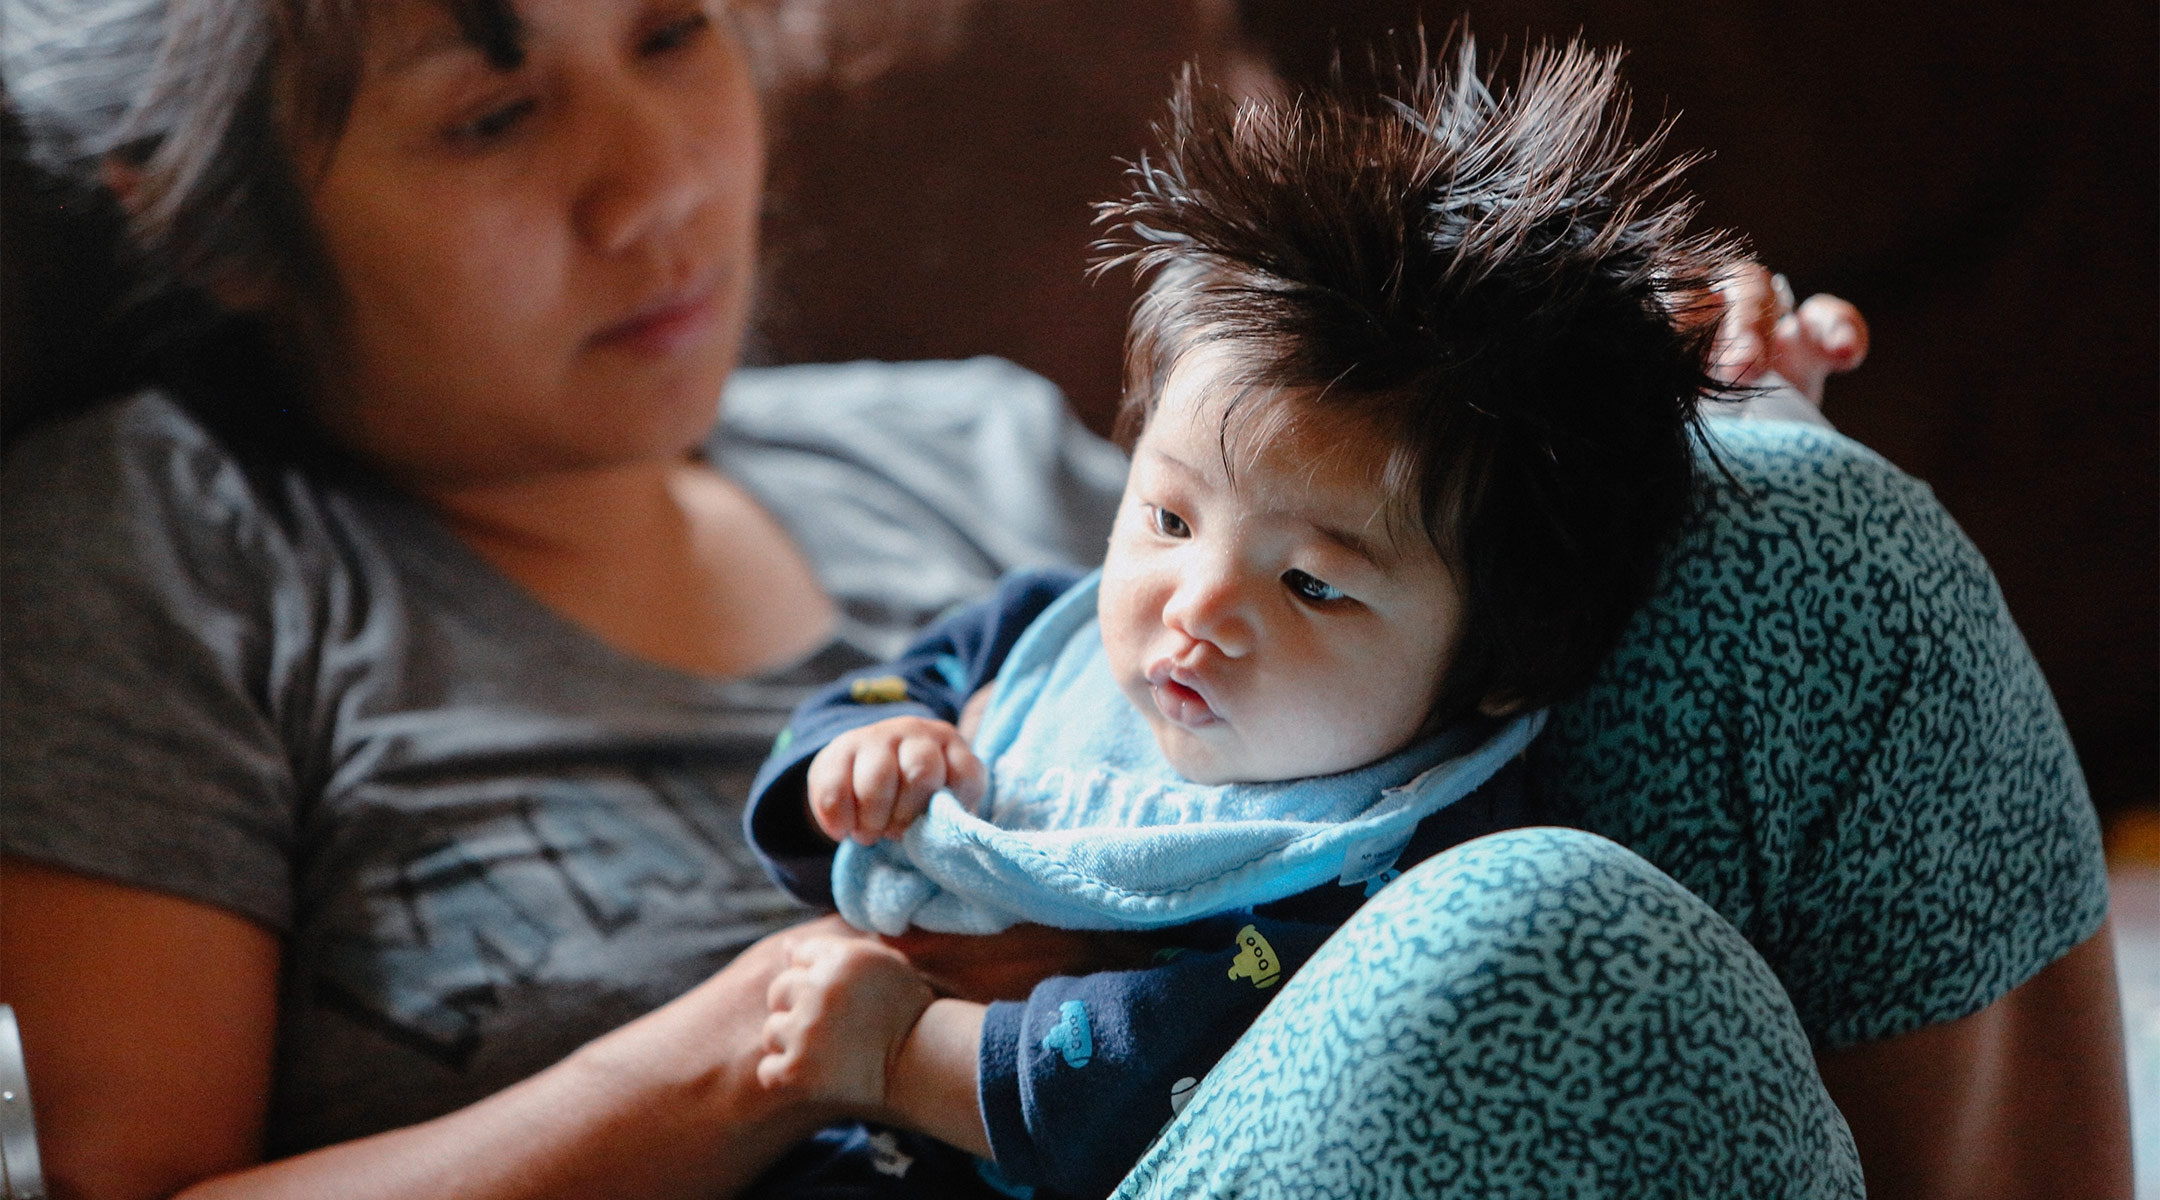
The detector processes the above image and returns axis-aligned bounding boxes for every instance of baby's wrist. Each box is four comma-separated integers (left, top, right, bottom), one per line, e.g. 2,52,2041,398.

880,999,934,1099
883,998,991,1158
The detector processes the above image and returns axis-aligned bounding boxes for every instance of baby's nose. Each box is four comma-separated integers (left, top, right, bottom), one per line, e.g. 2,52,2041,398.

1162,569,1255,658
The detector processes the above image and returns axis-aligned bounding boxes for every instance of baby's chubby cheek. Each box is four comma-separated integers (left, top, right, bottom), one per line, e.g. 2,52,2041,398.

1095,560,1161,710
1235,658,1437,779
1147,690,1366,785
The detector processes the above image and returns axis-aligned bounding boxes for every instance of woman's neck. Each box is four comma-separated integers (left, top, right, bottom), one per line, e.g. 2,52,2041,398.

418,457,837,680
420,458,691,559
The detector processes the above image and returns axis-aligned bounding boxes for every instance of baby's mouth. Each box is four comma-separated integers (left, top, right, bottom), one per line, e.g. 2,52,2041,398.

1146,663,1221,730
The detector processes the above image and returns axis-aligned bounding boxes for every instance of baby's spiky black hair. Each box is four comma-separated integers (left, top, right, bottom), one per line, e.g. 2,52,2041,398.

1094,34,1742,723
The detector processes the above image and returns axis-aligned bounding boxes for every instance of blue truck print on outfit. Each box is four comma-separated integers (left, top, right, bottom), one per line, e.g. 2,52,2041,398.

1042,999,1094,1068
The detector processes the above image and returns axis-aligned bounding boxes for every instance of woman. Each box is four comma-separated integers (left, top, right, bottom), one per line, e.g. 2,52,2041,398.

0,1,2126,1197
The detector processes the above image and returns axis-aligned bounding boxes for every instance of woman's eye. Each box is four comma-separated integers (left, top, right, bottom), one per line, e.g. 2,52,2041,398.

643,10,711,54
1283,569,1346,604
453,97,536,144
1147,506,1192,538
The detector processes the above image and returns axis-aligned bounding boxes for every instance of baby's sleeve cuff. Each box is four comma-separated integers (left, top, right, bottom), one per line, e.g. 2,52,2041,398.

976,998,1044,1185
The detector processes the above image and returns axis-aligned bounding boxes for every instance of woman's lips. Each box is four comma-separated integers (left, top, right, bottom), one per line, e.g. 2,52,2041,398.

1146,664,1221,729
591,286,720,355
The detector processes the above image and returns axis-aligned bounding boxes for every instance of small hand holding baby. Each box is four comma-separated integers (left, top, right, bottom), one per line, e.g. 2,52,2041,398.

757,936,934,1108
806,716,987,844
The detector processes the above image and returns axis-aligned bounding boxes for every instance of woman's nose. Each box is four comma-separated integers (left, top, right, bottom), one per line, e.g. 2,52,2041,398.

1161,566,1255,658
575,89,711,256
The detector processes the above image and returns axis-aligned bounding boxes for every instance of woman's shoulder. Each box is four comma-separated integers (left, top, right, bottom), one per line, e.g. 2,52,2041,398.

0,390,332,931
8,388,226,490
1683,416,1968,584
3,389,304,548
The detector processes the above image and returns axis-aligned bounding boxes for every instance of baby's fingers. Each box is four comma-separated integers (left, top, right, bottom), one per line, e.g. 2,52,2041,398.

944,741,987,811
765,962,806,1017
849,746,903,843
1769,294,1871,406
1795,294,1868,369
757,976,814,1091
755,1053,790,1090
806,750,861,843
887,735,953,832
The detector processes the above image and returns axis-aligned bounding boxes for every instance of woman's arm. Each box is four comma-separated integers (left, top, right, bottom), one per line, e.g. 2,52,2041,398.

1816,924,2132,1200
3,858,836,1200
4,859,279,1198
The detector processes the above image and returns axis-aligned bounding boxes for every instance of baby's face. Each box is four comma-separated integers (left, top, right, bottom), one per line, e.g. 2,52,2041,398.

1099,349,1464,784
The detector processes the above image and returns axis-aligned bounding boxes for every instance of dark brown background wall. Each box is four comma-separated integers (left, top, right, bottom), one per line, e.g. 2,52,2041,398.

1259,3,2160,825
4,0,2152,822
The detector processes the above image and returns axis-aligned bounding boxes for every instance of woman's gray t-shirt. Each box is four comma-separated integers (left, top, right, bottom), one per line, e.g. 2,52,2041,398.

0,358,1127,1152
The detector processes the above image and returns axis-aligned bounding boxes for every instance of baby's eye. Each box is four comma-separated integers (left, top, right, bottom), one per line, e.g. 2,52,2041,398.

1282,569,1346,604
1147,506,1192,539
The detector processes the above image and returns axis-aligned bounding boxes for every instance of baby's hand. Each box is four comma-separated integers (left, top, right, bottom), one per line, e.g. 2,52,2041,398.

1709,263,1869,404
757,936,934,1109
806,716,986,844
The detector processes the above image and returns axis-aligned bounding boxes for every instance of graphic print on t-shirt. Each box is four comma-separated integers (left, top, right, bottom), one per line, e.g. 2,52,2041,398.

308,769,790,1067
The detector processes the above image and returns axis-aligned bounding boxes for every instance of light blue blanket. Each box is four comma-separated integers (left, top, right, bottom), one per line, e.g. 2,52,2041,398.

832,573,1545,934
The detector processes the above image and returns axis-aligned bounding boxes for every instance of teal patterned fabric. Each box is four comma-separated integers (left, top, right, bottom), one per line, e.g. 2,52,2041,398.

1116,828,1866,1199
1533,418,2109,1049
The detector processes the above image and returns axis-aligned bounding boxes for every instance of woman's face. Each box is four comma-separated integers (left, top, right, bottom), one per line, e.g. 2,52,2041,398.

304,0,762,486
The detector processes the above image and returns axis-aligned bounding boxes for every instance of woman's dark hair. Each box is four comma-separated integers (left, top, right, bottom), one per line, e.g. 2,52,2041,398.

0,0,522,446
1093,35,1743,722
3,0,524,306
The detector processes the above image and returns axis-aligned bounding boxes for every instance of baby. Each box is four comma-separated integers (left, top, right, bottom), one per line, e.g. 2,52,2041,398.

743,38,1744,1200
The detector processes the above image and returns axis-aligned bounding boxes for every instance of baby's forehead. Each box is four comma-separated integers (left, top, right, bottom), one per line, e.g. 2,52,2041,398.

1145,341,1453,557
1205,430,1445,576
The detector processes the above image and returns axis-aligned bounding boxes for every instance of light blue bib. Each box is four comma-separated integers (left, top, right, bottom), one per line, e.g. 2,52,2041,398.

833,572,1544,934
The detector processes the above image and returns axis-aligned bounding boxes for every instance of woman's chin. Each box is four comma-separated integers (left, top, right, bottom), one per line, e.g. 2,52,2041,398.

570,357,736,456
